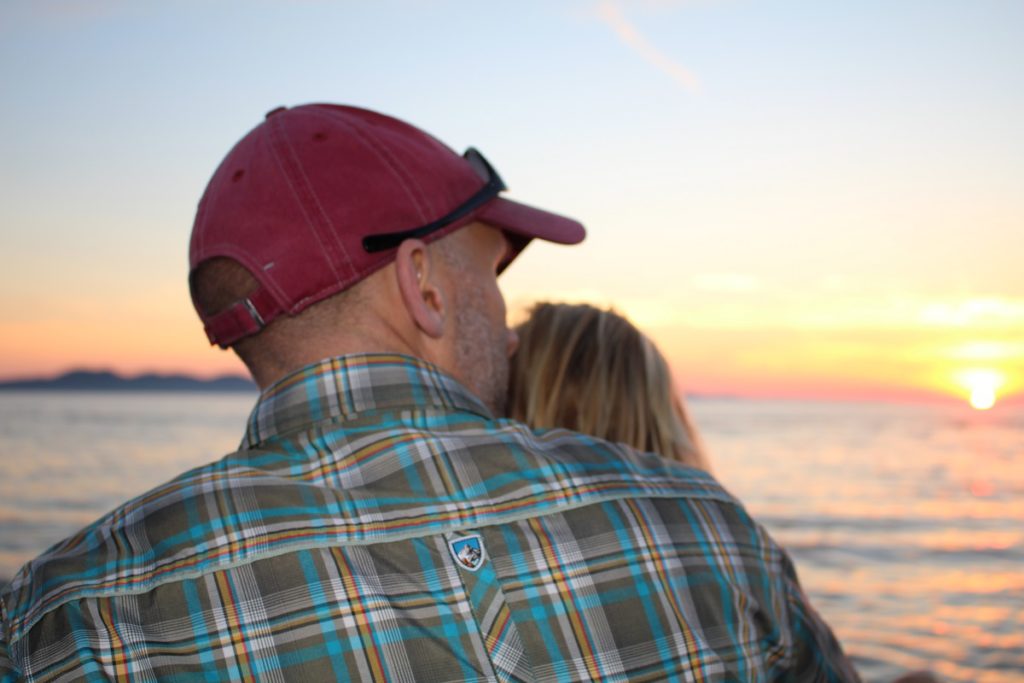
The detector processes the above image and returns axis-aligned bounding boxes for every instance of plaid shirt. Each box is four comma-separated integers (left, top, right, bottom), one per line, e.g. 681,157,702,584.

1,354,859,682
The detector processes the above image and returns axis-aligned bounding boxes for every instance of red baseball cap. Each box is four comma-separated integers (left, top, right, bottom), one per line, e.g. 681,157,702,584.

190,103,586,348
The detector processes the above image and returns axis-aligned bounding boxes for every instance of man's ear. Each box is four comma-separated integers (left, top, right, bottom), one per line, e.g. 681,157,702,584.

395,238,446,338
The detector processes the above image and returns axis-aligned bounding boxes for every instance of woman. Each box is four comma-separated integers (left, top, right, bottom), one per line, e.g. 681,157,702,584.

508,302,710,472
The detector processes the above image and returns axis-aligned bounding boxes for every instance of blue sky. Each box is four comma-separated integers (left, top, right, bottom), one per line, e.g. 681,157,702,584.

1,0,1022,402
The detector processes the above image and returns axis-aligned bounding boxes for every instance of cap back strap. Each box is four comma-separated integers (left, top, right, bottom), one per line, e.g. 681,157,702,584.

203,286,281,348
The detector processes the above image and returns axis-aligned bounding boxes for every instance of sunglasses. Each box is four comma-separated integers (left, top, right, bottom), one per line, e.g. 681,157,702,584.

362,147,506,253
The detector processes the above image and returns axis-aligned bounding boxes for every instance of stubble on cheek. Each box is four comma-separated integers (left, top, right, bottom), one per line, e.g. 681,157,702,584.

454,290,510,416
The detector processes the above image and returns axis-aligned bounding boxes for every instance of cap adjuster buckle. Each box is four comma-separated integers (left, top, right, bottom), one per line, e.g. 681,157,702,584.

243,297,266,328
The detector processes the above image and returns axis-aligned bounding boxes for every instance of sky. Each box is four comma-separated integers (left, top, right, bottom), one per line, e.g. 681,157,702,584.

1,0,1022,407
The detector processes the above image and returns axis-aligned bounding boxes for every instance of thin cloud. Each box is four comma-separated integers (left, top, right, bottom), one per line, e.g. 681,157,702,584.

594,0,700,92
918,298,1024,327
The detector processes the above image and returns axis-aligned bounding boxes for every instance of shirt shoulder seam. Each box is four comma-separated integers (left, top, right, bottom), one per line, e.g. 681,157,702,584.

4,487,740,645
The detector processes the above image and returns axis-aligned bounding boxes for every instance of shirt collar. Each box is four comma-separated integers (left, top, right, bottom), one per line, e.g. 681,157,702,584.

242,353,494,448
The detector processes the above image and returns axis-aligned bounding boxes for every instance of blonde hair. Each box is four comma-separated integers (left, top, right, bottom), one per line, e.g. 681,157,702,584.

508,302,709,471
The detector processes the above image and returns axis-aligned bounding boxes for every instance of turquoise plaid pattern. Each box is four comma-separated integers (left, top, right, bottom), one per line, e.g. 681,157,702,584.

1,354,859,681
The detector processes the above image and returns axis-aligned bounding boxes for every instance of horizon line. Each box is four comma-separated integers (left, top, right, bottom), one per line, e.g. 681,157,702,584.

2,366,1022,409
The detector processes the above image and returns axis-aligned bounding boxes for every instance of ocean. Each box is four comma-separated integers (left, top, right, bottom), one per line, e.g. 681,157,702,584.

0,391,1021,682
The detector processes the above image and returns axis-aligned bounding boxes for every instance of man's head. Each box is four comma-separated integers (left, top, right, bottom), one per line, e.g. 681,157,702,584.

189,104,584,407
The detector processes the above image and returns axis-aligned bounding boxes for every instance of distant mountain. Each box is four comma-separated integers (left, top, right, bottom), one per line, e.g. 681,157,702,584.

0,370,257,392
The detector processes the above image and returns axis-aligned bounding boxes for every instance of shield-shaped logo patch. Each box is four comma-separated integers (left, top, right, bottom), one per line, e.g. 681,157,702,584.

448,533,486,572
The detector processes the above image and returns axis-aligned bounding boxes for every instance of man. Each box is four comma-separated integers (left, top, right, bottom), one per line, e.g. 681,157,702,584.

1,104,860,681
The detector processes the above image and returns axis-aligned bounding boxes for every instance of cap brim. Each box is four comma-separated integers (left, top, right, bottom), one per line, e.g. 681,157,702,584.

477,197,585,246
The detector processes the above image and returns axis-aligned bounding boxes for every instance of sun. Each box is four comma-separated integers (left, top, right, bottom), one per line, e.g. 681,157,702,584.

959,369,1003,411
969,384,996,410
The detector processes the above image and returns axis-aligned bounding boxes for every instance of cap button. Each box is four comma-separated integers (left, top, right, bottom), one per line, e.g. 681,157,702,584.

265,106,288,119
